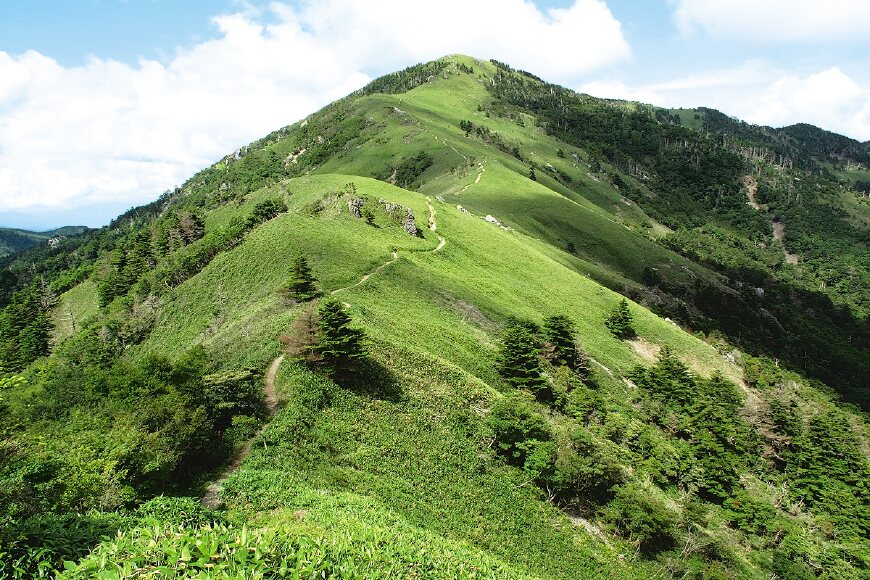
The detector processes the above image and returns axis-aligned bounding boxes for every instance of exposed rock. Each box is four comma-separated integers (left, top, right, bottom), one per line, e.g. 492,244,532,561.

484,214,501,225
378,198,401,213
403,208,419,236
457,205,469,213
348,197,364,218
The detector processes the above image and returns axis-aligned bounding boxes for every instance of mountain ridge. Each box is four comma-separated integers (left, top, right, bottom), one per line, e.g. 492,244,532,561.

0,54,867,578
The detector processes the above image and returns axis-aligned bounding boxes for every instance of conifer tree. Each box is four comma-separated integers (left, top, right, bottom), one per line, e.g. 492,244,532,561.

605,298,635,339
312,299,365,376
542,314,590,379
280,303,322,364
286,255,318,301
497,321,550,400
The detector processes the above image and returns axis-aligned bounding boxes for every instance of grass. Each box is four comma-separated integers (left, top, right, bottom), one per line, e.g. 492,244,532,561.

50,279,99,345
46,171,732,577
44,57,856,578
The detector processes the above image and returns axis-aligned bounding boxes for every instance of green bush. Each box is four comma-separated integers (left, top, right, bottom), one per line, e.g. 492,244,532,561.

600,482,679,556
487,394,552,479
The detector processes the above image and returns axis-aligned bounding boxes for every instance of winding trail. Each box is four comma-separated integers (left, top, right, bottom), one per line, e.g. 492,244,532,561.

743,175,799,265
459,162,486,194
202,355,284,509
427,198,447,252
330,251,399,295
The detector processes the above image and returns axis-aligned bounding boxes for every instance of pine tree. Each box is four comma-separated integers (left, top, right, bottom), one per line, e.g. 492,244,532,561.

312,299,365,376
605,298,635,339
286,255,318,301
280,303,322,364
542,314,590,379
497,321,550,400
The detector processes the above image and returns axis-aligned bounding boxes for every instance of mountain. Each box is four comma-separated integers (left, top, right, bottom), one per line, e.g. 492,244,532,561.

0,225,89,257
0,56,867,578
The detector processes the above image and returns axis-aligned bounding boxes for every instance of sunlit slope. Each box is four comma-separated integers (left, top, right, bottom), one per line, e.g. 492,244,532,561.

134,174,735,382
103,173,742,578
310,56,716,290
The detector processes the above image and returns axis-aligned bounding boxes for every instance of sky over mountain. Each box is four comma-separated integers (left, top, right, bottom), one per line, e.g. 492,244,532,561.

1,0,869,228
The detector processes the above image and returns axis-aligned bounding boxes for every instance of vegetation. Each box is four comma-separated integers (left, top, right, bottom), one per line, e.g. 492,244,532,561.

605,299,635,339
0,55,867,578
285,255,318,301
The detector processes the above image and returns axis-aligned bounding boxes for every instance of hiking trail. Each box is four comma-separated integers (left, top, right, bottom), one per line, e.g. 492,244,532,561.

202,354,284,509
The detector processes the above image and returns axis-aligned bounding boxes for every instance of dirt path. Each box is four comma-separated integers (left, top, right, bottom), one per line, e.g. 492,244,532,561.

773,221,799,265
743,175,799,265
743,175,766,211
202,355,284,509
330,251,399,295
459,162,485,193
427,198,447,252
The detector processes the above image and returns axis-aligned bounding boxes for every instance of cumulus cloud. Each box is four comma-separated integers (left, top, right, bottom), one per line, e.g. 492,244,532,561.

670,0,870,42
0,0,628,224
579,63,870,140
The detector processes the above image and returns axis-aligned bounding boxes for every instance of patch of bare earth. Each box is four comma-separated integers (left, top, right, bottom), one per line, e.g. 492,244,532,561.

627,338,661,362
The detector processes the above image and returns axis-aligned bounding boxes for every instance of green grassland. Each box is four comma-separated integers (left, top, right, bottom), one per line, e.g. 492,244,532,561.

4,55,868,578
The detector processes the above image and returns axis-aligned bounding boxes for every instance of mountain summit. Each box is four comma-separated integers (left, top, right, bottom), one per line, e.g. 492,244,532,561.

1,55,868,578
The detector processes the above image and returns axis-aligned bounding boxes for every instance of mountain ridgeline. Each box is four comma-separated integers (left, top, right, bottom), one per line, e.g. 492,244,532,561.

0,56,868,578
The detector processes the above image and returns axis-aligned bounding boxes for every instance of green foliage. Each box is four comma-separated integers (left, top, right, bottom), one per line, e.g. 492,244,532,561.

247,198,288,226
286,254,318,301
787,410,870,540
392,151,434,188
605,298,635,339
542,314,589,377
201,368,264,432
600,482,678,556
0,286,52,372
0,511,127,579
631,350,752,501
312,299,366,378
487,394,552,474
358,60,448,95
496,321,549,401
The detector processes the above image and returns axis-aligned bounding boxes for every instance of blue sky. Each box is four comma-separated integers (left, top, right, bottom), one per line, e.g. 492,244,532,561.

2,0,869,229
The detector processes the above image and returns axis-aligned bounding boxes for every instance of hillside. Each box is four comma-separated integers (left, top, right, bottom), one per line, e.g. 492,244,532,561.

0,226,88,258
0,55,868,579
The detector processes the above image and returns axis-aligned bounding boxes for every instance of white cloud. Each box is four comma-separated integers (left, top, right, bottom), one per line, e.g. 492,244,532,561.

670,0,870,42
579,64,870,140
0,0,628,222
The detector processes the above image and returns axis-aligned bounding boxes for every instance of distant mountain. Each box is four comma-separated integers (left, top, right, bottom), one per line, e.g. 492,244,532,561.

0,225,89,257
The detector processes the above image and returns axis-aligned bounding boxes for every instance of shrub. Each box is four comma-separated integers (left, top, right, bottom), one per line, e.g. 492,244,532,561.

246,198,287,226
601,482,679,556
487,394,552,476
286,255,318,301
496,321,551,401
542,314,590,378
311,299,366,379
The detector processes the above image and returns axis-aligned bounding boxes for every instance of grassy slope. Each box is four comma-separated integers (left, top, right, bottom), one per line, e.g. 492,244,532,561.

50,279,100,344
314,57,717,295
49,59,764,577
77,173,734,578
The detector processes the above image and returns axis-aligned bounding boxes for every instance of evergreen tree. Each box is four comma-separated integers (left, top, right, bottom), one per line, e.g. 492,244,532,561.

312,299,365,377
497,321,550,401
542,315,588,377
280,303,322,363
286,255,318,301
605,298,635,339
